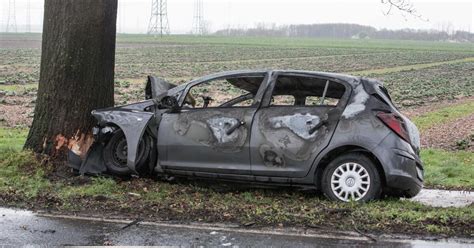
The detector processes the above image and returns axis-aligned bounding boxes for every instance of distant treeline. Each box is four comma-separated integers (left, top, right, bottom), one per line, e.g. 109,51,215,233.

214,23,474,42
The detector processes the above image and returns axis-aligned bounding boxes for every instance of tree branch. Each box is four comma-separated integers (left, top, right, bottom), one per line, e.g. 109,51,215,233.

381,0,427,21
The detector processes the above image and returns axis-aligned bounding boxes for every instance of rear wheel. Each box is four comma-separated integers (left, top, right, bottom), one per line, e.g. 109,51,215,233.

103,130,151,176
321,153,382,202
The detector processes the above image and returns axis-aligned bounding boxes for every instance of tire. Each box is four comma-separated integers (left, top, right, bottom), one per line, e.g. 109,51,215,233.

103,130,151,176
321,153,382,202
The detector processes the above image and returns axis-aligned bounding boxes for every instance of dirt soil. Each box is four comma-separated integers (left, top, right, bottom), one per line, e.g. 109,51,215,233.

421,113,474,151
0,95,34,127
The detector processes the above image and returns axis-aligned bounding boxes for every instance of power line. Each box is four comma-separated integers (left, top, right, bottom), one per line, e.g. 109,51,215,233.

6,0,17,33
192,0,204,35
148,0,170,37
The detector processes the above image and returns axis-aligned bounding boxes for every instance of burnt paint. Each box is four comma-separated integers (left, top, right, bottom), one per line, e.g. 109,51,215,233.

250,106,339,177
73,70,423,198
158,108,256,175
172,110,249,152
249,71,351,178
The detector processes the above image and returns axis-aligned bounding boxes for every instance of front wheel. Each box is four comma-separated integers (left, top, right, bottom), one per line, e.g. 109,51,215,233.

321,153,382,202
103,130,151,176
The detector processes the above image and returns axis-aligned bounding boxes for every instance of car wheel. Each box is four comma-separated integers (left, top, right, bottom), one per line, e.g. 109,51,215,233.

103,130,151,176
321,153,382,202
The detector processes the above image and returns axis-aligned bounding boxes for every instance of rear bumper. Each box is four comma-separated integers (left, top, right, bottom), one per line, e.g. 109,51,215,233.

374,134,424,198
385,173,422,198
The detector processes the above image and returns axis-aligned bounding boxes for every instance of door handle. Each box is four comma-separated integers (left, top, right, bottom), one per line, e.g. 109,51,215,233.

308,119,328,135
226,120,246,135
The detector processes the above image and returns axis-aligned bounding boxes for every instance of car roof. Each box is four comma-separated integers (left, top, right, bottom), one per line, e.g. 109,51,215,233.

192,69,360,85
168,70,362,96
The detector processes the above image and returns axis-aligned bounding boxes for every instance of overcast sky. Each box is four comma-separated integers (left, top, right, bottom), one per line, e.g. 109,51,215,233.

0,0,472,34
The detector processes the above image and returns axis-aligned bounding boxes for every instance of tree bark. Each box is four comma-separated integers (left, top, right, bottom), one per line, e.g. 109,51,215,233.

24,0,117,160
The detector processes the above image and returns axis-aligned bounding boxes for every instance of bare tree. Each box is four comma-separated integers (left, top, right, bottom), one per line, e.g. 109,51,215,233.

24,0,118,160
381,0,425,20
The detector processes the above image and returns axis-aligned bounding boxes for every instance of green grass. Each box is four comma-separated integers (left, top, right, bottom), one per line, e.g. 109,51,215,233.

0,149,472,236
421,149,474,189
58,177,122,199
412,101,474,131
115,34,474,52
0,127,27,150
2,33,474,52
0,149,50,198
0,130,472,236
0,84,37,93
351,57,474,76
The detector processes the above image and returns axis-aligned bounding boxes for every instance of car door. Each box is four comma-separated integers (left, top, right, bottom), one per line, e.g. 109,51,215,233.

158,72,270,174
250,72,350,178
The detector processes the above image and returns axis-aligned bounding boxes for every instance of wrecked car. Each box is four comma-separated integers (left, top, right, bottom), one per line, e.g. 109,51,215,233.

69,70,423,202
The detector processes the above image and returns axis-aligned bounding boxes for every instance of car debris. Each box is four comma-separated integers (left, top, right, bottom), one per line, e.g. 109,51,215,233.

69,70,423,202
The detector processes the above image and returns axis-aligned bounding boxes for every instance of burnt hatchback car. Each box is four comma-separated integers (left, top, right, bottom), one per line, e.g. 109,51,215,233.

69,70,423,202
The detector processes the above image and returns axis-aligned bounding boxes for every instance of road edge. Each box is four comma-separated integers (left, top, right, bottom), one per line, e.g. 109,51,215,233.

36,211,474,244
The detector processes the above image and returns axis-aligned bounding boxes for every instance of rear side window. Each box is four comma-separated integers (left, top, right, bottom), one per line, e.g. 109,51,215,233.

269,75,345,106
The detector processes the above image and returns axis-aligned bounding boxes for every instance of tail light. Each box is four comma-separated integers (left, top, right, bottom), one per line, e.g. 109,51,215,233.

376,112,410,144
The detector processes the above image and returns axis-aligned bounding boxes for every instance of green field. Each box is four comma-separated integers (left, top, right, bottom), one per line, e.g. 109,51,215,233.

1,33,473,176
1,34,473,105
0,34,473,237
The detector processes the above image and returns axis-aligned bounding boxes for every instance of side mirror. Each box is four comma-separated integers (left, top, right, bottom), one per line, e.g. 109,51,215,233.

160,96,181,113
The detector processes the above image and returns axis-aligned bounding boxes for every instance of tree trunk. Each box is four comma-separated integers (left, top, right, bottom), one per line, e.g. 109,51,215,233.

24,0,117,160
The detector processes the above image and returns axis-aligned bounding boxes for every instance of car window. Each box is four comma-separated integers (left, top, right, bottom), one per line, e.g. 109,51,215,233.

184,76,264,108
269,75,345,106
305,96,340,106
271,95,295,105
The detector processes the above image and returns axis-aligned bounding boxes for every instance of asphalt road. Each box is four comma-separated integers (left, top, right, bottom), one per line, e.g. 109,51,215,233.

0,207,471,247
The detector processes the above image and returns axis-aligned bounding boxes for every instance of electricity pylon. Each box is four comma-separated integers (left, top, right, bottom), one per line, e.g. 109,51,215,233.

147,0,170,36
6,0,17,33
192,0,204,35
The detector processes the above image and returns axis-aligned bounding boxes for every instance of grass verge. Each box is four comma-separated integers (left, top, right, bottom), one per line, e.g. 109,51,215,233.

421,149,473,189
0,127,28,150
0,148,473,237
0,149,50,198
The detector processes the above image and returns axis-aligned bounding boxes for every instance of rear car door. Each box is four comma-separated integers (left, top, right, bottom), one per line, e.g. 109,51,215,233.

158,72,269,174
250,72,350,177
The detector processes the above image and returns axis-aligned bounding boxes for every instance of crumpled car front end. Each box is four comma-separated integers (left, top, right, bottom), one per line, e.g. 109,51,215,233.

68,76,179,176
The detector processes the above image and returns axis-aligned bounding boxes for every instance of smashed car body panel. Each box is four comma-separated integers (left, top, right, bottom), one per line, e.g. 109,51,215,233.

92,109,154,173
269,113,321,140
69,70,423,201
172,109,250,151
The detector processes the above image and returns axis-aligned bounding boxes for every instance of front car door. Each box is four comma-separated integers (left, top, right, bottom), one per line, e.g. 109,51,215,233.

250,72,350,177
158,71,269,174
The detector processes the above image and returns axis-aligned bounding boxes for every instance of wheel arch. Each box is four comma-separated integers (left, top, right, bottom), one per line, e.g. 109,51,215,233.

313,145,386,190
92,110,155,174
